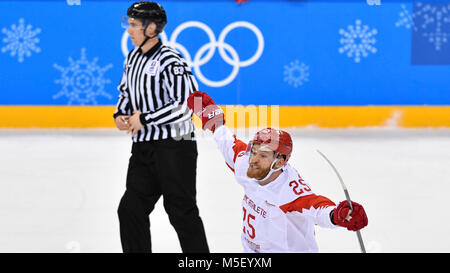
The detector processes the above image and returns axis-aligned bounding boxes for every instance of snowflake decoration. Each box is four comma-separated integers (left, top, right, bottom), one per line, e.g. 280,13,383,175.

395,4,415,29
338,19,378,63
283,60,309,88
1,18,41,63
53,48,113,105
396,3,450,51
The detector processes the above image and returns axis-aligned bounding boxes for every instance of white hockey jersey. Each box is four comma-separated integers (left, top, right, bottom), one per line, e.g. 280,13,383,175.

213,126,337,253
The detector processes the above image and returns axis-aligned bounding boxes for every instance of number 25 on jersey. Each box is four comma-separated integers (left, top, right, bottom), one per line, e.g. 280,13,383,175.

242,207,256,239
289,176,311,195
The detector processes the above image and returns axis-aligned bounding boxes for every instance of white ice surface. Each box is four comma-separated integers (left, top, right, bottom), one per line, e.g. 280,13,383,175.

0,128,449,253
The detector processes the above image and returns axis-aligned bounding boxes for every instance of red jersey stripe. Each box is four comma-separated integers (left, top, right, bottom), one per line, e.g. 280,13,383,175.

279,194,336,214
232,136,247,163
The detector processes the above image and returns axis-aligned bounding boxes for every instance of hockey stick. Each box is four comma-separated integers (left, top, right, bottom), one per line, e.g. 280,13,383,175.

316,150,366,253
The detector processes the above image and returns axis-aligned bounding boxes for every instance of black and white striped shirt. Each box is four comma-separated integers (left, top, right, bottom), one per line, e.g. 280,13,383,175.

114,39,198,142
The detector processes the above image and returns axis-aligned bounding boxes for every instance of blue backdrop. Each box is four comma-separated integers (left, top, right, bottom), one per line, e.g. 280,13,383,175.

1,0,449,106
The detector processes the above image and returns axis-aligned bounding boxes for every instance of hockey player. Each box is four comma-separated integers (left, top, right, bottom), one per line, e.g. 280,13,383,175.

187,91,368,253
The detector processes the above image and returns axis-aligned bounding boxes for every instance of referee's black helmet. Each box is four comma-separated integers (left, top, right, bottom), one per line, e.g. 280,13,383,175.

127,1,167,34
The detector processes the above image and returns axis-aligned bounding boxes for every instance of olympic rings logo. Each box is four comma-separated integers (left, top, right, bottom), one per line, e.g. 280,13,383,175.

121,21,264,87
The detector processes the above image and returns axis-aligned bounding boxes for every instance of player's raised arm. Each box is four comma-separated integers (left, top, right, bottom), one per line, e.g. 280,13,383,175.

187,91,247,171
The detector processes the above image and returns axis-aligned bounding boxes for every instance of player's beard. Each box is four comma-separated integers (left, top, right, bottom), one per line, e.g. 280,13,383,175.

247,164,271,180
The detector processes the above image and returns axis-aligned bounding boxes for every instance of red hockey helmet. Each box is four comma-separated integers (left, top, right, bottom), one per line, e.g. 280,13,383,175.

250,128,293,163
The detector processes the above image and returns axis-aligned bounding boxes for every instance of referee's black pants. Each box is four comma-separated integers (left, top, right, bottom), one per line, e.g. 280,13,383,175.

117,136,209,253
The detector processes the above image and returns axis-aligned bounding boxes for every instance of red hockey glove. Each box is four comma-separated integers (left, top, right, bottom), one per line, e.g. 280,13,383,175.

332,201,368,231
187,91,225,132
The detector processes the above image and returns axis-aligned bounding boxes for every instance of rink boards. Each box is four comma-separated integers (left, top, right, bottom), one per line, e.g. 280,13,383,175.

2,105,449,128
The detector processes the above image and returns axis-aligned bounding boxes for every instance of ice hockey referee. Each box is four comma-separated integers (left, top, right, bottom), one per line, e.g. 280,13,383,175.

113,1,209,253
